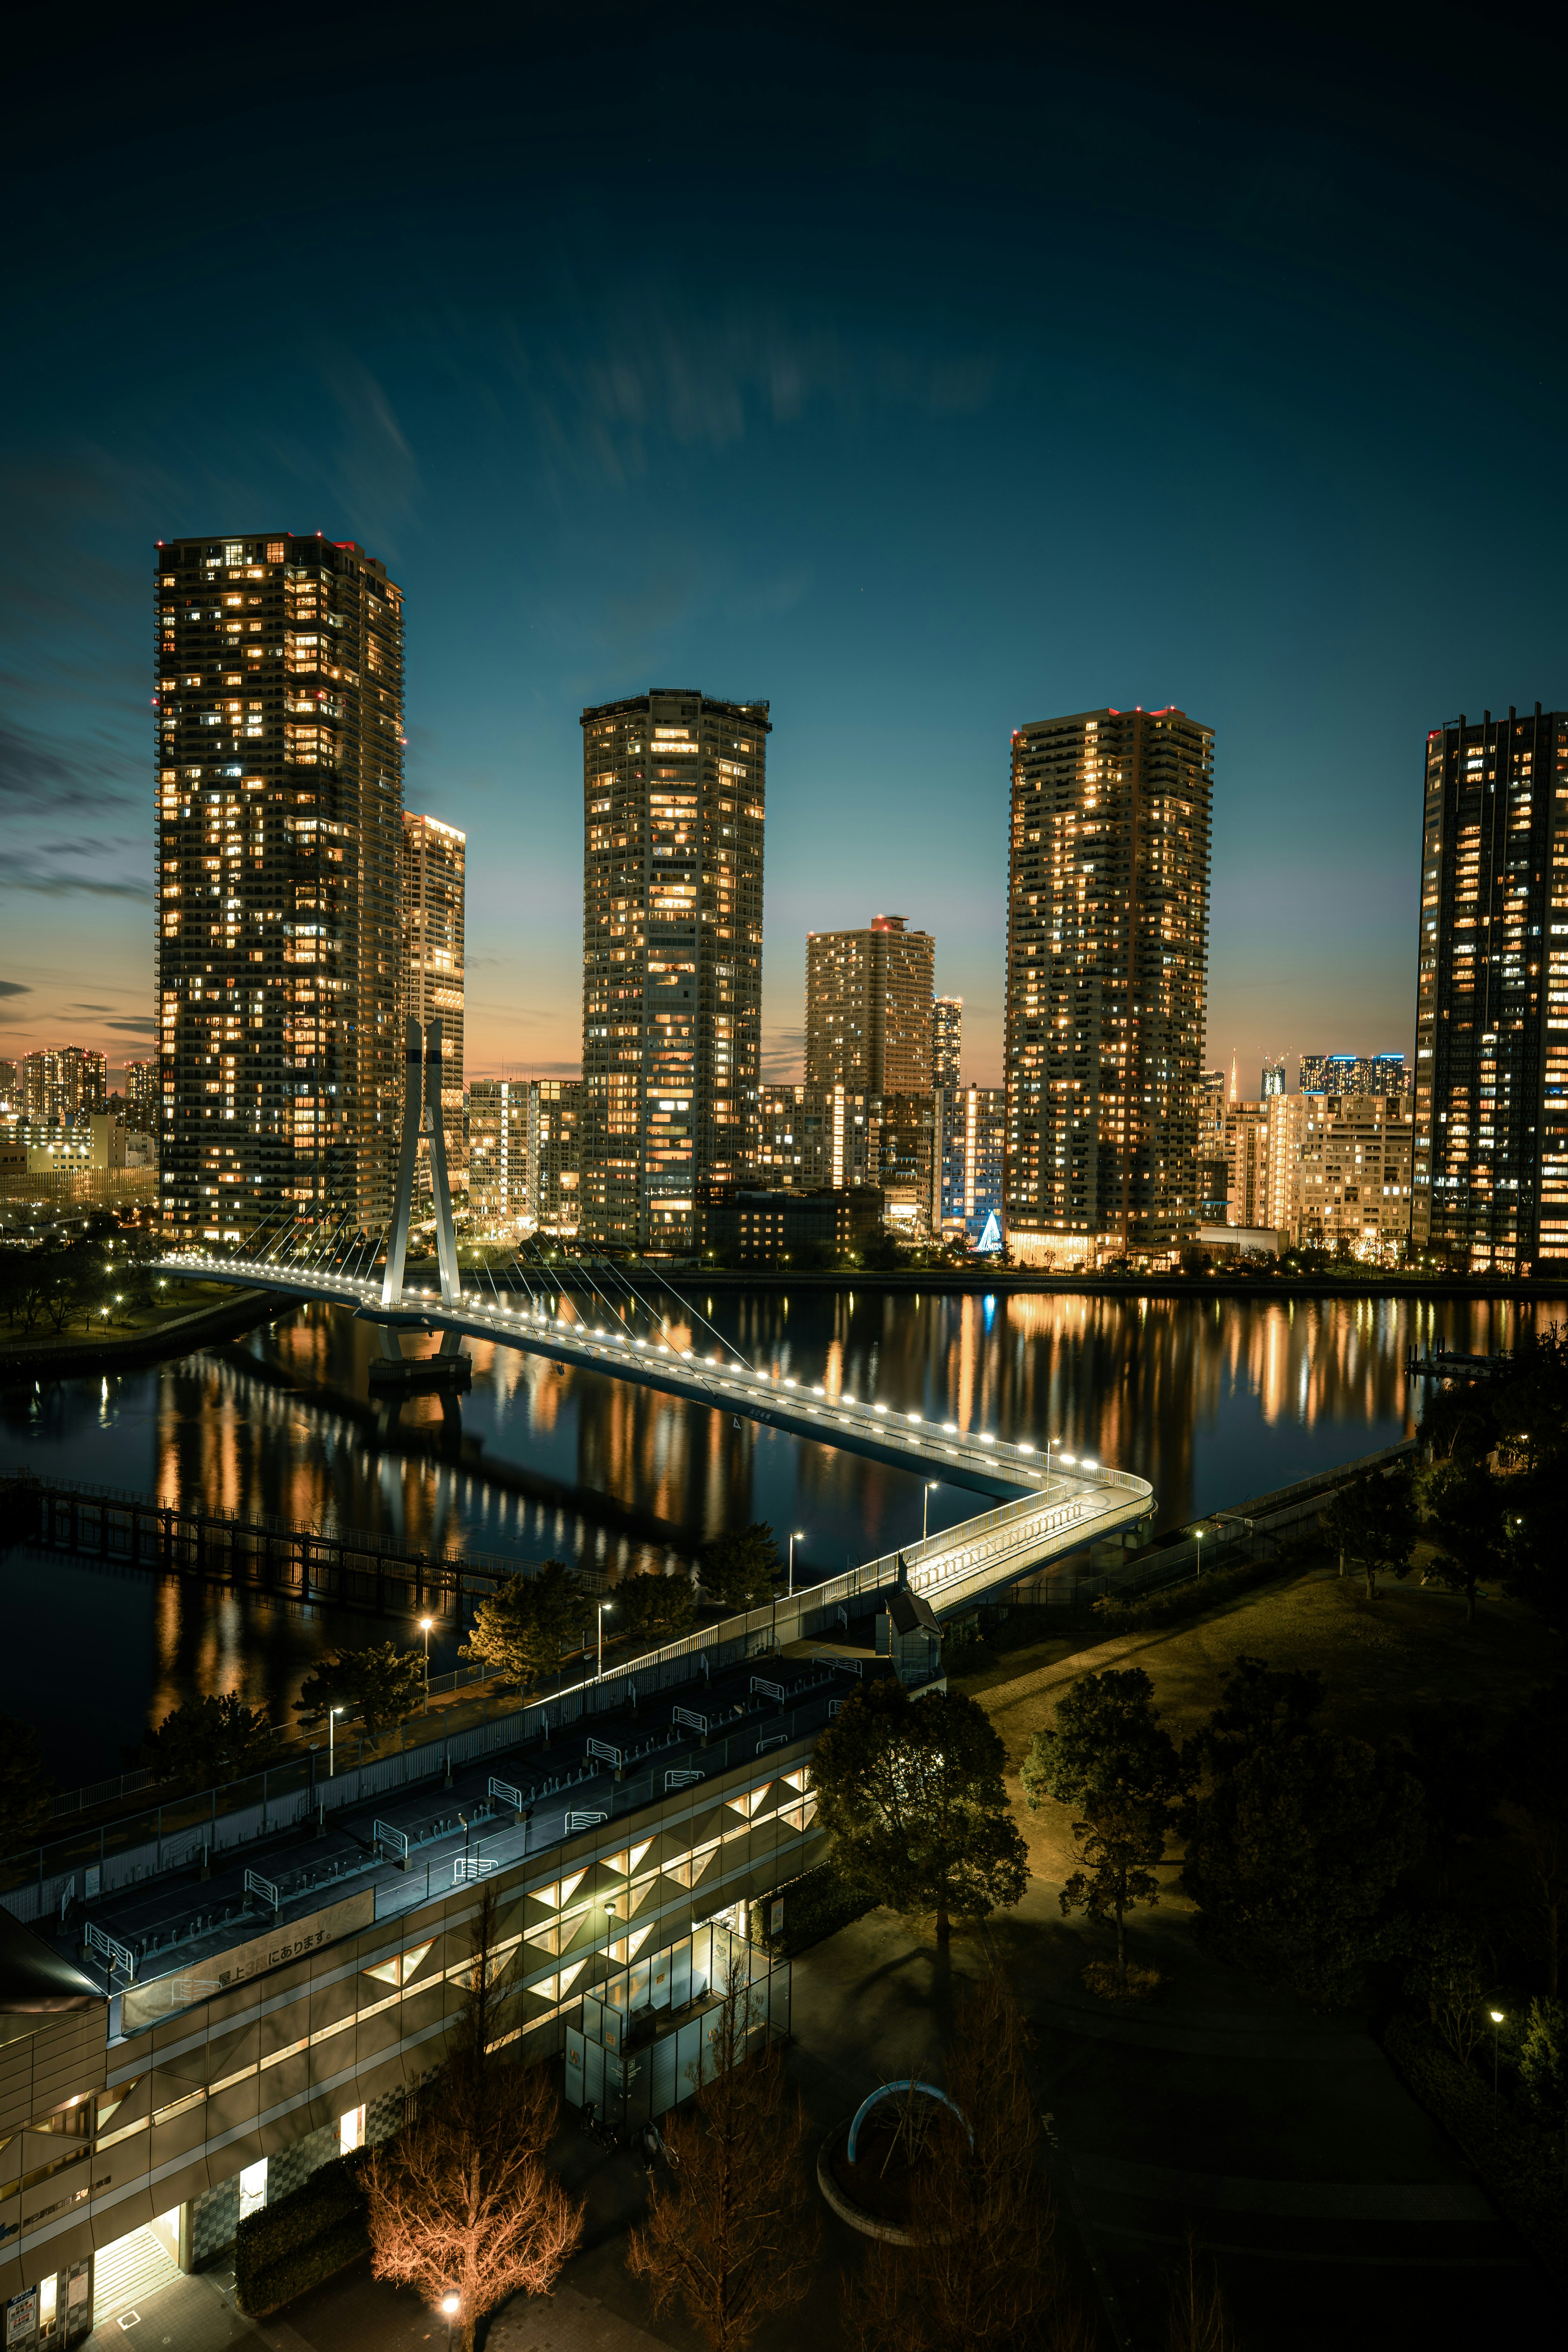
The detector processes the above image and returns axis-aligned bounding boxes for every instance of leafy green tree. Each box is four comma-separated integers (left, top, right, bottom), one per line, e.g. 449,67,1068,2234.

1189,1654,1325,1763
460,1560,585,1693
811,1681,1028,1948
1182,1657,1424,2007
1421,1456,1507,1625
697,1523,781,1612
1516,1996,1566,2190
1021,1666,1189,1816
1320,1466,1419,1598
0,1715,52,1846
295,1640,426,1740
1393,1701,1500,1897
612,1572,695,1652
132,1692,283,1789
1401,1913,1489,2064
1060,1792,1167,1987
1500,1677,1568,1998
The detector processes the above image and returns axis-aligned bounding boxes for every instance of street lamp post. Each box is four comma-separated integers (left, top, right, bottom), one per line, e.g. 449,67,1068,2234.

597,1600,614,1681
788,1530,806,1595
1195,1527,1205,1579
440,2290,460,2351
328,1705,343,1777
420,1616,434,1713
922,1481,939,1542
1490,2007,1504,2115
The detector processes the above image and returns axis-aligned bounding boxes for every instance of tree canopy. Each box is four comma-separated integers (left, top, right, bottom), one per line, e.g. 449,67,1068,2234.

698,1524,781,1613
132,1691,283,1789
1021,1666,1189,1815
294,1640,426,1740
460,1559,585,1691
1182,1656,1424,2008
628,1970,817,2352
1421,1454,1507,1624
1320,1466,1419,1599
367,1887,582,2350
811,1681,1028,1947
613,1572,695,1652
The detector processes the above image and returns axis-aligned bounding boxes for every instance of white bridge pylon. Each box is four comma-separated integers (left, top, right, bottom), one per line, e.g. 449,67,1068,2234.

383,1016,460,1311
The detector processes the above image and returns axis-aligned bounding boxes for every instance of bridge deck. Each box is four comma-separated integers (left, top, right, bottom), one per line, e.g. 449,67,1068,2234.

159,1254,1154,1610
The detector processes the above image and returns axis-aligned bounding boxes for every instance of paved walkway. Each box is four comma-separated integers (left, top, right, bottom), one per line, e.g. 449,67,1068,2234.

85,2263,675,2352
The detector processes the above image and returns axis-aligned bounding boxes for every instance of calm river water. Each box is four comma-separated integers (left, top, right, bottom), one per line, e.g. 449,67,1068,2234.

3,1286,1563,1778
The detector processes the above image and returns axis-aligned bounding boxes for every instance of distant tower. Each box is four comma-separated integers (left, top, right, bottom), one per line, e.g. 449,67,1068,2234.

579,688,768,1250
1414,705,1568,1270
806,915,935,1096
1229,1052,1238,1105
933,996,963,1089
1261,1056,1286,1098
154,530,403,1239
1003,706,1213,1265
402,813,467,1177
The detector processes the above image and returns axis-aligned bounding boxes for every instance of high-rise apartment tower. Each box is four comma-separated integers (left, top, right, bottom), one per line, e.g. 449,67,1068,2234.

1004,706,1212,1265
580,690,767,1250
933,996,963,1089
154,533,403,1240
805,915,934,1097
1413,704,1568,1270
401,813,466,1177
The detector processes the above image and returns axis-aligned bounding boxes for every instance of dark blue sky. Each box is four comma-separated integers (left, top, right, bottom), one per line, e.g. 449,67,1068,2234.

3,2,1562,1086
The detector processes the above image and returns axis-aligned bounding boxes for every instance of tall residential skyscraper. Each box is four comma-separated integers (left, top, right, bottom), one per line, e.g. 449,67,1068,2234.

933,996,963,1089
155,533,404,1239
1004,706,1213,1265
402,813,466,1177
122,1059,158,1135
580,689,767,1250
1300,1052,1408,1097
1261,1056,1286,1097
805,915,935,1096
1413,704,1568,1270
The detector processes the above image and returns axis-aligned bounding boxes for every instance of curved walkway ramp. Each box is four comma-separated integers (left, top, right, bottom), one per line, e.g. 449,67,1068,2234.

157,1250,1153,1617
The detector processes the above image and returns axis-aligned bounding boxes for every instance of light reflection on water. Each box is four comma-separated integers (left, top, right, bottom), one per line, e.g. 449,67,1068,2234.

2,1286,1562,1780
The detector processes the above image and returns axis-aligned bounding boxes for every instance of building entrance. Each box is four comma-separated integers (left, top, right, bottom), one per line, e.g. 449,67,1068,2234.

90,2214,180,2329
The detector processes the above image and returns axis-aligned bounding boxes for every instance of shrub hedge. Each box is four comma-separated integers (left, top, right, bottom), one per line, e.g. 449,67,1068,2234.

1089,1550,1298,1632
1382,2014,1566,2285
757,1863,879,1957
234,2149,370,2316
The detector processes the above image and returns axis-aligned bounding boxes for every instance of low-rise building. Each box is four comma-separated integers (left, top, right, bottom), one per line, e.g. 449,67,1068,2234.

0,1621,923,2339
935,1085,1004,1240
698,1183,883,1265
527,1080,581,1232
748,1087,935,1236
467,1080,530,1225
1297,1091,1413,1259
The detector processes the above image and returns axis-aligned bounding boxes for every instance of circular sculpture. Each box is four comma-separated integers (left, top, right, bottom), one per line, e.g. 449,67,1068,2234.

845,2079,972,2161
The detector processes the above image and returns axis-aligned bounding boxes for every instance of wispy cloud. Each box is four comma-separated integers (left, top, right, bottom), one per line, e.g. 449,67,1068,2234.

0,980,32,998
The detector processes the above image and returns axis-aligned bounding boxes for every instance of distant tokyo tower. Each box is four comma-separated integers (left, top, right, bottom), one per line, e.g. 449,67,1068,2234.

1229,1051,1238,1104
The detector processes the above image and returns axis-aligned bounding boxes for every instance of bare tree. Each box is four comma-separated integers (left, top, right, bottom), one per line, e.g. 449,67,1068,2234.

844,1972,1099,2352
1166,2228,1240,2352
628,1969,818,2351
367,1886,583,2350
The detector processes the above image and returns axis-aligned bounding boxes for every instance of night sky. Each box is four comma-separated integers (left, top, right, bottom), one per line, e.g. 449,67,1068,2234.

3,4,1563,1089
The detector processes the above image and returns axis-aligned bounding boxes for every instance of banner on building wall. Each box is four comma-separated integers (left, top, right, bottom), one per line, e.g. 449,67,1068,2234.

121,1891,375,2033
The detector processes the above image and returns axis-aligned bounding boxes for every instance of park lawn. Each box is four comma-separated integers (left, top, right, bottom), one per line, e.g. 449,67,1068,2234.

958,1555,1553,1889
1,1278,249,1354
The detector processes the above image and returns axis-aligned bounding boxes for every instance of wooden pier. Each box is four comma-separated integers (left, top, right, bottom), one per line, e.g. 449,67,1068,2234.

0,1471,539,1625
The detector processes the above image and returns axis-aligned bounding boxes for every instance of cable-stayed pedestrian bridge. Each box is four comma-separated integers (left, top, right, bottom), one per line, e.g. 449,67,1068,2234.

157,1245,1152,1616
155,1019,1153,1616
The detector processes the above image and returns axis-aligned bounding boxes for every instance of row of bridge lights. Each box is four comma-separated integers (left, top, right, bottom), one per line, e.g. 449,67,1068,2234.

176,1252,1102,1477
